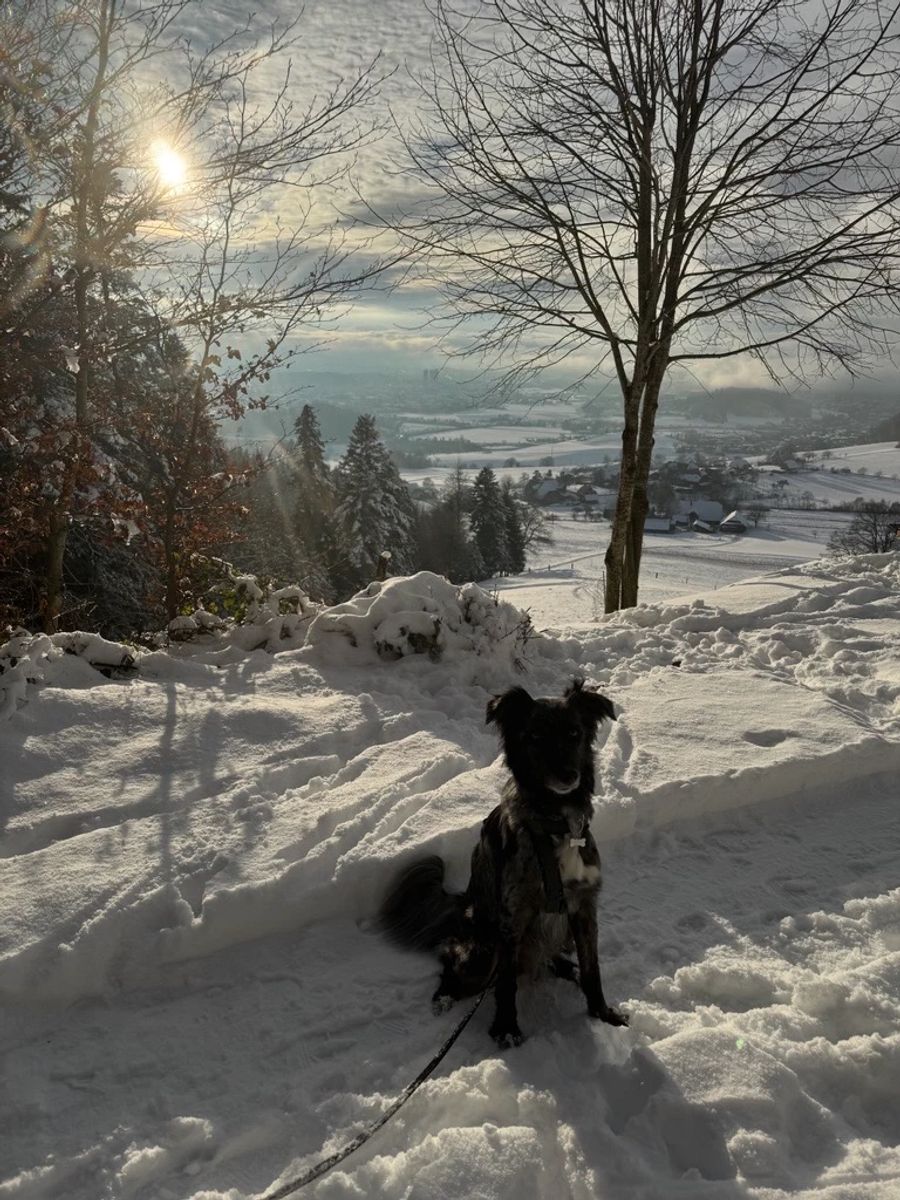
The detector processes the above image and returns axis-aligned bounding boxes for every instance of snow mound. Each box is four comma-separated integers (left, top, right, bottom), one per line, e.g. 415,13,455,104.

0,628,135,719
170,584,323,653
1,574,530,725
306,572,534,667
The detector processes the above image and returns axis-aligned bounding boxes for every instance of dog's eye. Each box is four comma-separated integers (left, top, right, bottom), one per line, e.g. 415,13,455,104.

566,727,581,740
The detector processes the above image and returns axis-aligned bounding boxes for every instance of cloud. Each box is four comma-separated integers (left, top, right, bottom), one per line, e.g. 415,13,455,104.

186,1,900,402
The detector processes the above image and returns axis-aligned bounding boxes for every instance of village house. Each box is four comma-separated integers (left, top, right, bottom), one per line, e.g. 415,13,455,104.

569,484,619,510
528,477,570,505
719,510,749,534
674,497,725,527
644,514,675,533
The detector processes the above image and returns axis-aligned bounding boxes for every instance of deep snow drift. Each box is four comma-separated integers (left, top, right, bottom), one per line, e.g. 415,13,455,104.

2,557,899,1199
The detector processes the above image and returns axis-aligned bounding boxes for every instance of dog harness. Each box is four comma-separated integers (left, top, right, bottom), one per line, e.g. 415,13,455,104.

525,815,588,914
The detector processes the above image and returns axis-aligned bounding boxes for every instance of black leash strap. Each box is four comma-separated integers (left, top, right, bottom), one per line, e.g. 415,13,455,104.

261,987,490,1199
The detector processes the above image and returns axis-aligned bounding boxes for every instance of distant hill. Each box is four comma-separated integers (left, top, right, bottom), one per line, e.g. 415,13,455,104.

679,388,812,420
871,411,900,442
221,367,509,447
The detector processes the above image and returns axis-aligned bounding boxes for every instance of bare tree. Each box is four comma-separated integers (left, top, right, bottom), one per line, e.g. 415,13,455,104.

829,502,898,554
9,0,385,627
746,502,770,528
400,0,900,610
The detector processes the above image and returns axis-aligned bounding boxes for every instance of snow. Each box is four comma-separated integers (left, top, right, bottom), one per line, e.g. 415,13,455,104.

807,442,900,477
774,470,900,509
750,443,900,508
305,572,532,668
0,630,136,720
2,554,899,1200
430,436,648,470
426,425,570,446
490,510,856,629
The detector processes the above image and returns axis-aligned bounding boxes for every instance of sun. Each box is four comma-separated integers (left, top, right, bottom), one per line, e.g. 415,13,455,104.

152,141,187,191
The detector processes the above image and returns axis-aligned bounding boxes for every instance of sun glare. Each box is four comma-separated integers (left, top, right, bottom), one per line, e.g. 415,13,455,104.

152,142,187,191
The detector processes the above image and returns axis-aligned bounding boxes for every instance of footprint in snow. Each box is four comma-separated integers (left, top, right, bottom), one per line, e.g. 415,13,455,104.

742,729,796,747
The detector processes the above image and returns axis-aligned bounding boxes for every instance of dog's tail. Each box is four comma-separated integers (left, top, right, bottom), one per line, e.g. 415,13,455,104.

378,855,462,950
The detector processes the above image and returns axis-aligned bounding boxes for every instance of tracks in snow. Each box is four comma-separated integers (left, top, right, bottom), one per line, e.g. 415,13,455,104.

4,770,899,1199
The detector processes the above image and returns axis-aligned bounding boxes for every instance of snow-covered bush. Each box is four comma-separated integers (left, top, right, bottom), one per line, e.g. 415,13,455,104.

0,629,48,719
0,627,136,720
305,571,535,668
227,584,322,652
168,574,322,653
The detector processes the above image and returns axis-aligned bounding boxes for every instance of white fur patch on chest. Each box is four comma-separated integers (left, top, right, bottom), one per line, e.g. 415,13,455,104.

556,839,601,886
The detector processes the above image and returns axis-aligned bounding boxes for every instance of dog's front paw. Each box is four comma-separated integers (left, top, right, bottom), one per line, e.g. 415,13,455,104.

489,1017,525,1048
589,1002,629,1027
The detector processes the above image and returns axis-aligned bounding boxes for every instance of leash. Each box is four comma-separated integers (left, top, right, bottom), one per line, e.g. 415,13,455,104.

260,985,491,1199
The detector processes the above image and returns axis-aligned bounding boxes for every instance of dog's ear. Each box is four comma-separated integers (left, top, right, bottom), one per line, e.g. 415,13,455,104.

486,686,534,729
565,677,617,725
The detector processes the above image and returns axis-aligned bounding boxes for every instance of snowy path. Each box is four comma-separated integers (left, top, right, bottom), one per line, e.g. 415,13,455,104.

5,773,899,1200
2,556,899,1199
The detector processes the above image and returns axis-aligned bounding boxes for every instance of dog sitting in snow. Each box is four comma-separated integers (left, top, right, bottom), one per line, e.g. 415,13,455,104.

378,678,628,1046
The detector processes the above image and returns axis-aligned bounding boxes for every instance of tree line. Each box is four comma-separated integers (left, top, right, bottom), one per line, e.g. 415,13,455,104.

232,407,543,608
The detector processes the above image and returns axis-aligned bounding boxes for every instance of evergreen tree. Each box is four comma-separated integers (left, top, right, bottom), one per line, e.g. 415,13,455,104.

333,414,417,593
290,405,337,598
221,453,315,595
294,405,329,483
417,466,484,583
292,405,332,545
501,479,527,574
469,467,510,576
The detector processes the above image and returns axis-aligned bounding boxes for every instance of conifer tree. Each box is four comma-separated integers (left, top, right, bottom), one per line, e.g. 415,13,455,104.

417,465,484,583
333,414,416,593
294,405,330,485
501,479,526,575
469,466,510,577
289,404,336,597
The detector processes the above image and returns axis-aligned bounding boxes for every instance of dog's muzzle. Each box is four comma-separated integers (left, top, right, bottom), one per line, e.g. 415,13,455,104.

547,773,581,795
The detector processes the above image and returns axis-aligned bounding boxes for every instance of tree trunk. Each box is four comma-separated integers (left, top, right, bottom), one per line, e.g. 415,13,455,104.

40,1,112,630
43,505,68,632
164,497,179,622
603,394,641,612
621,362,667,608
623,480,648,609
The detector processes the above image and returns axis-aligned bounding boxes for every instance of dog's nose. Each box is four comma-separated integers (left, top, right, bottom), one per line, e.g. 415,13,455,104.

559,770,580,787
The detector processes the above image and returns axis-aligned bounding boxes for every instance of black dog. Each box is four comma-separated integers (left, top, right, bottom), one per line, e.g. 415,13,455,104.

378,678,627,1046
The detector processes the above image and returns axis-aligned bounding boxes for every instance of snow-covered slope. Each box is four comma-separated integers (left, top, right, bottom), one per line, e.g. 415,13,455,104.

2,557,899,1199
491,509,855,627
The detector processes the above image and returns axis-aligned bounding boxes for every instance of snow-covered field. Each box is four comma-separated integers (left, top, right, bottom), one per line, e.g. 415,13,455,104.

492,510,855,629
2,555,899,1200
428,432,684,469
808,442,900,477
396,401,590,428
427,425,570,446
768,472,900,510
751,443,900,509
